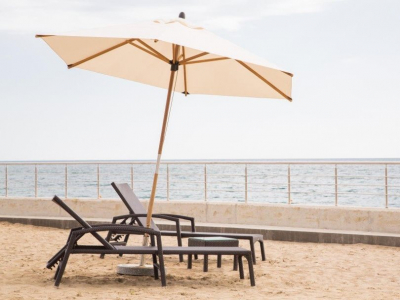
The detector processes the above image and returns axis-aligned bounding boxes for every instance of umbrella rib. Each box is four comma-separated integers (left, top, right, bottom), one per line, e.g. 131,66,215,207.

282,70,294,77
182,47,188,96
182,57,230,65
136,39,170,63
68,39,135,69
236,60,292,101
179,52,209,64
128,42,169,64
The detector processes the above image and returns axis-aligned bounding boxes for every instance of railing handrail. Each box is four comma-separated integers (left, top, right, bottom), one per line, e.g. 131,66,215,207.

1,160,400,208
0,160,400,166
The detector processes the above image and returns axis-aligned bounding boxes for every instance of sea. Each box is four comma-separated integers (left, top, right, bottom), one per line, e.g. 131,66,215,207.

1,159,400,208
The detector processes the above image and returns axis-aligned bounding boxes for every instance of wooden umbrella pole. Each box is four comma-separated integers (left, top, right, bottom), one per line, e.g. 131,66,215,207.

139,69,176,266
140,53,179,266
140,46,180,266
146,44,180,227
146,71,176,228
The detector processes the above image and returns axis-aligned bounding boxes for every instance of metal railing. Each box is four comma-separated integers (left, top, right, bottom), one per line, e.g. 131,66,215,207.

0,160,400,208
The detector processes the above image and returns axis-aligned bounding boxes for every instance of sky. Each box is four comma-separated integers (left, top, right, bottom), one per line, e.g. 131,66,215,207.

0,0,399,161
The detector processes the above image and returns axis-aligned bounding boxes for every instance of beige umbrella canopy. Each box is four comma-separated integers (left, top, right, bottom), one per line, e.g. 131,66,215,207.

36,12,293,230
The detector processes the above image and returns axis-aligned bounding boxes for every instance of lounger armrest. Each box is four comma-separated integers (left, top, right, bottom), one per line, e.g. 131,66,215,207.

112,214,140,221
72,224,160,237
111,213,182,238
112,213,180,224
158,214,196,232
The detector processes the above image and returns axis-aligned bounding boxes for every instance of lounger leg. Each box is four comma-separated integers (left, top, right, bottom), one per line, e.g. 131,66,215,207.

53,264,60,280
238,255,244,279
123,233,131,245
122,218,137,248
217,255,222,268
177,236,184,262
100,231,113,259
233,255,238,271
259,240,266,261
194,254,198,260
187,254,192,269
150,236,159,280
118,234,131,257
54,249,71,287
203,255,208,272
152,254,159,280
245,253,256,287
158,254,166,287
55,231,79,287
250,240,256,264
48,230,76,267
119,221,135,257
156,236,167,287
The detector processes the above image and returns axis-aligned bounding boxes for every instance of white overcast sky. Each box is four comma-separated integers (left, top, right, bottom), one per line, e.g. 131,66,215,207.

0,0,399,161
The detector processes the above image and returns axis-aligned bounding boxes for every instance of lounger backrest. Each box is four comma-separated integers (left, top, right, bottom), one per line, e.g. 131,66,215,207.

52,195,114,250
111,182,159,231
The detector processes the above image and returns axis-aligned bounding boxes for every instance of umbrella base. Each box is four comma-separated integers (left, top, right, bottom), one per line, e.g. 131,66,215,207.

117,264,163,276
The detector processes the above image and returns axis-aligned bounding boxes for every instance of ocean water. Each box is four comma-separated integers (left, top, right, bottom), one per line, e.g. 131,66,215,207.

0,160,400,208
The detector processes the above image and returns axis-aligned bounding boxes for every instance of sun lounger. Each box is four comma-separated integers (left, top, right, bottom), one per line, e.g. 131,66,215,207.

53,224,166,287
49,195,256,287
47,196,166,287
110,182,266,264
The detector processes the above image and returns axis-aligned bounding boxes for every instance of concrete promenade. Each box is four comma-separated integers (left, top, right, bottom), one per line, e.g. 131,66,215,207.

1,197,400,246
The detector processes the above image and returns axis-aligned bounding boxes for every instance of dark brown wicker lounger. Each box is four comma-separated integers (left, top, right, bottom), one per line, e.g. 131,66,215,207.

110,182,266,264
48,196,166,287
53,224,166,287
49,196,256,287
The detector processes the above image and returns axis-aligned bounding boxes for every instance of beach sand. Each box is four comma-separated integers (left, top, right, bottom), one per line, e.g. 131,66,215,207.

1,222,400,300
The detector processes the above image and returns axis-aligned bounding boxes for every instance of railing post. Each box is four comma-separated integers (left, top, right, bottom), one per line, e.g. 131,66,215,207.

167,164,170,201
5,165,8,197
245,164,248,203
385,164,388,208
65,165,68,199
204,164,207,202
130,164,134,190
335,164,338,206
35,165,38,198
287,164,291,204
97,164,100,199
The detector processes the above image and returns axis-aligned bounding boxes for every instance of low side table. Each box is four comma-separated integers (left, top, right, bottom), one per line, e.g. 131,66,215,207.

187,237,239,272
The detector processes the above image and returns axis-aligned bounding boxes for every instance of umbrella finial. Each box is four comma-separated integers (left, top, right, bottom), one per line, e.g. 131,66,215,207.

179,12,185,19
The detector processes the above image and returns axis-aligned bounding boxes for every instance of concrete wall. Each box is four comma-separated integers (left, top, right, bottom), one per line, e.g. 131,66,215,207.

1,197,400,234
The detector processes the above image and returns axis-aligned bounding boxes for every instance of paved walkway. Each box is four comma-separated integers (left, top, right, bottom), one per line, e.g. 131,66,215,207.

1,215,400,247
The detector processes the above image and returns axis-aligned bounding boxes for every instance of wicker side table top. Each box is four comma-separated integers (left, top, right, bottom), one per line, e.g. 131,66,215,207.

188,237,239,247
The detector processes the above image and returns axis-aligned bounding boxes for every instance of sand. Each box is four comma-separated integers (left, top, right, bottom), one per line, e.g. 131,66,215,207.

1,222,400,300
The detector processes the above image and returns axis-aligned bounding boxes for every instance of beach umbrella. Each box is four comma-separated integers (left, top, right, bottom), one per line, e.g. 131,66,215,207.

36,12,292,233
